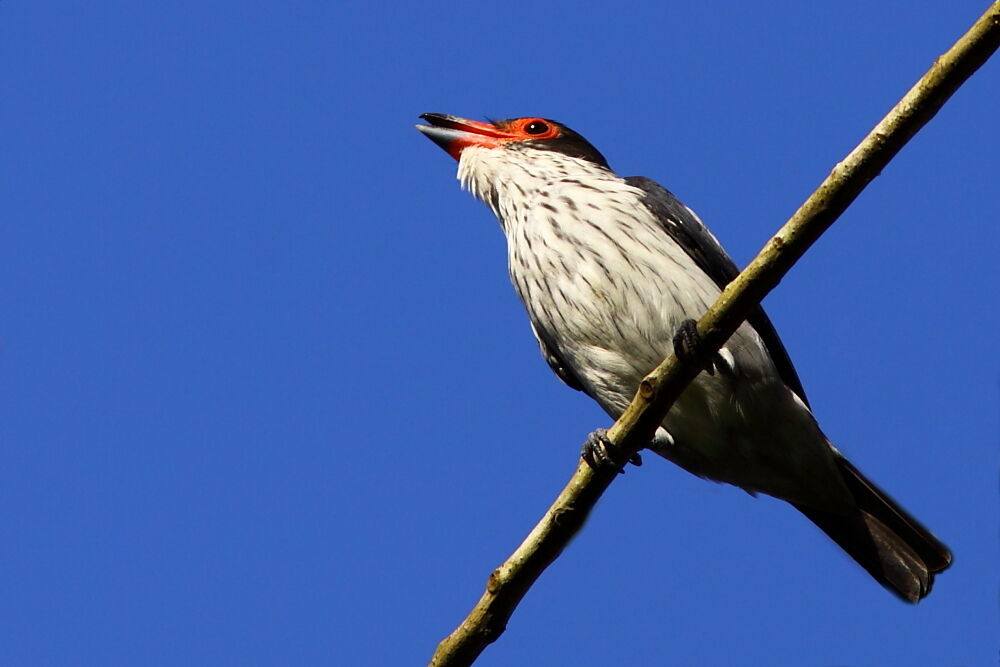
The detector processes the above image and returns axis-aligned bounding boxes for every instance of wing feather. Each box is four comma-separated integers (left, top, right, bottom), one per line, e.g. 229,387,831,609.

625,176,809,407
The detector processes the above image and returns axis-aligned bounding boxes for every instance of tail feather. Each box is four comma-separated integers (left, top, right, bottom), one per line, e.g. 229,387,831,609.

793,456,951,603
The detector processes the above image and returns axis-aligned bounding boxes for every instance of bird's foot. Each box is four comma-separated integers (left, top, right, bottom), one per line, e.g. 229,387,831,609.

672,318,729,376
581,428,642,473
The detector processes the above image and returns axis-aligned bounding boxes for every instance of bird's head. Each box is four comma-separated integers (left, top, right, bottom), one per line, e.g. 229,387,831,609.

416,113,609,168
416,113,612,221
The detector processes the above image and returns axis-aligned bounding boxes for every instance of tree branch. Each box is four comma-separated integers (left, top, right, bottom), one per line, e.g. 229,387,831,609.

428,3,1000,665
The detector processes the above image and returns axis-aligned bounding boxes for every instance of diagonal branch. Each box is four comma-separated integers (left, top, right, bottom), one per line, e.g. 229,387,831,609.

429,3,1000,665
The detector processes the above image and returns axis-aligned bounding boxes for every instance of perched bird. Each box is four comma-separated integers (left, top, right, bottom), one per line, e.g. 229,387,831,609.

415,112,951,602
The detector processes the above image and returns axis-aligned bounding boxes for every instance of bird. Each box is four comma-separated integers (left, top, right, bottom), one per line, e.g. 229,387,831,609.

415,112,951,602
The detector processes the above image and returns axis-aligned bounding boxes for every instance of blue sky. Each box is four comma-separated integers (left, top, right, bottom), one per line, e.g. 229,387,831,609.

1,2,997,665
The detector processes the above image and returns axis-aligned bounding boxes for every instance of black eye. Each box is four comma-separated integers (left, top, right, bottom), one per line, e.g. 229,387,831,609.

524,121,550,135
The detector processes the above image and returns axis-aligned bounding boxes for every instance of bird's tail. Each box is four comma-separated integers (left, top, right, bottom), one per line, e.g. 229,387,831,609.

792,456,952,602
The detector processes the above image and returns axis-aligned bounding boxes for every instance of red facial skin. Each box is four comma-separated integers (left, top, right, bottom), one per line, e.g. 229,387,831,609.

417,114,560,160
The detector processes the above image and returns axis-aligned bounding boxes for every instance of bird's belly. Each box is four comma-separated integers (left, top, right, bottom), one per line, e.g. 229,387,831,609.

508,215,849,508
580,342,847,508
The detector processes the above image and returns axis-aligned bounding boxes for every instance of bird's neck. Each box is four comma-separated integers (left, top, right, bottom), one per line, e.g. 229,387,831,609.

457,146,622,235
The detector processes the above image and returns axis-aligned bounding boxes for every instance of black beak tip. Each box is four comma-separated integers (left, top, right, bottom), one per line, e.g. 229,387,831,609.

418,112,453,127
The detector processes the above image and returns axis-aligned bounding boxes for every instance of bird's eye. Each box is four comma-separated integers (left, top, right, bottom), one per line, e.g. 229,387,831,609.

524,121,550,135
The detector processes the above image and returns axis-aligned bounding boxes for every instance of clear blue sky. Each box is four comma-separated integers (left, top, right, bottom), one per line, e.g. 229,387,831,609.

1,2,996,665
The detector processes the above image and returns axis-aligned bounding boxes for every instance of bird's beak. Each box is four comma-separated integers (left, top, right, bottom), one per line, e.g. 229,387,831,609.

416,113,511,160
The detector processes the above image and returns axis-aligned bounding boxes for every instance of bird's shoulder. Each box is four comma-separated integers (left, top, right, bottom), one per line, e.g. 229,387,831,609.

624,176,740,289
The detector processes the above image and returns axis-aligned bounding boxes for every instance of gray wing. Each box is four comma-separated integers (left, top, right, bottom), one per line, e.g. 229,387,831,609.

625,176,809,407
531,322,587,392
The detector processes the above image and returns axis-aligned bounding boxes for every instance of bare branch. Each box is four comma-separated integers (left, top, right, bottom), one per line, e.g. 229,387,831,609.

429,4,1000,665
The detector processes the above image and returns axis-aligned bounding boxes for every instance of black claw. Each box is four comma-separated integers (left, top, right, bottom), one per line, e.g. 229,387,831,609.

581,428,614,470
672,318,699,358
672,318,721,376
673,319,712,375
581,429,642,473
